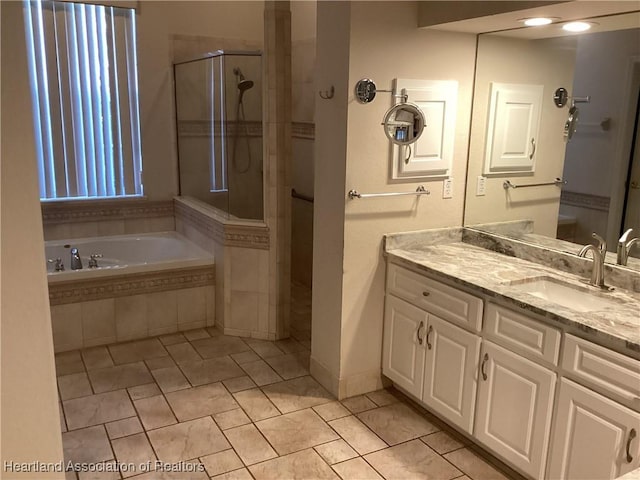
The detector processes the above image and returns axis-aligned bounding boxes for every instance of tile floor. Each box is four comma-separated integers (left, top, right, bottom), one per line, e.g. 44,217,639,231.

56,284,518,480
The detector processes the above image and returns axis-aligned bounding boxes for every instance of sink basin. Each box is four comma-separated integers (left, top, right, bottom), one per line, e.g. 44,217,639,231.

508,277,619,313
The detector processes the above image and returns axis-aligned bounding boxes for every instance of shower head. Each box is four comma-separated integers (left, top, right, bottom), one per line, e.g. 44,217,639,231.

233,67,254,92
238,79,254,91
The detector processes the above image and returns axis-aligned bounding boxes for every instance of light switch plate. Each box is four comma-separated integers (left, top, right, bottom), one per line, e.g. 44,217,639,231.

476,176,486,196
443,178,453,199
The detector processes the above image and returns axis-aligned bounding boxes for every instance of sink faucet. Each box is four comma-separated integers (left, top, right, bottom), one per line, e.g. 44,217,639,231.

70,247,83,270
617,228,639,266
578,233,606,288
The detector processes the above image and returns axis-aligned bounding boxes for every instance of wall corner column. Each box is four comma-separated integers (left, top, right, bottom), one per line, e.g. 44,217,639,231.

264,1,292,339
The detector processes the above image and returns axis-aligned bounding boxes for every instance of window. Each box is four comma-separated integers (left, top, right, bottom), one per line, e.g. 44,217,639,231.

24,0,143,200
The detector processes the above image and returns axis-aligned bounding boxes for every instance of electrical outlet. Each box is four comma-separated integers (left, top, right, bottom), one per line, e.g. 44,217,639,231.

443,178,453,199
476,175,486,196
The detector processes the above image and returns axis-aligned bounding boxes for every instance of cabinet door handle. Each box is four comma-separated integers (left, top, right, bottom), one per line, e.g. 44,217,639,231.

417,321,425,345
426,325,433,350
481,353,489,381
626,428,636,463
529,138,536,160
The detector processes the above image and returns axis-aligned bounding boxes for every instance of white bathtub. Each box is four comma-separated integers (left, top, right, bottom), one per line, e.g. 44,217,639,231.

46,231,214,283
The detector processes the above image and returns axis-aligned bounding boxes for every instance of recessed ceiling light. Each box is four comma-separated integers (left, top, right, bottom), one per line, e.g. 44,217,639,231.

562,21,594,32
522,17,554,27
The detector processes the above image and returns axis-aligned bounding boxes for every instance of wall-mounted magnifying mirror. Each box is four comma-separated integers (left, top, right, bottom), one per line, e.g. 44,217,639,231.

381,103,426,146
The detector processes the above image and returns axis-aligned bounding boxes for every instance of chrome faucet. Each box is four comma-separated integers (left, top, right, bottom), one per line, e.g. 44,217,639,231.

88,253,103,269
617,228,639,266
70,247,83,270
578,233,606,288
47,258,65,272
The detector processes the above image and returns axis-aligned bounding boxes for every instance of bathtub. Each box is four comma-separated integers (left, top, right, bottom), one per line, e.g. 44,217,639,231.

46,231,216,352
46,231,214,282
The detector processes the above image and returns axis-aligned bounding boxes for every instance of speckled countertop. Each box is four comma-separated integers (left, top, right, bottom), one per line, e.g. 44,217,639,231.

384,237,640,358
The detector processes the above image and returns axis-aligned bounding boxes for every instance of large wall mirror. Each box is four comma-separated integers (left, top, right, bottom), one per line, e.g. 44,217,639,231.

463,11,640,271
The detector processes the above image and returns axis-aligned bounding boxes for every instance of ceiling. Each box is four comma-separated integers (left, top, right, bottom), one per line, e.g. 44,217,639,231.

419,1,640,35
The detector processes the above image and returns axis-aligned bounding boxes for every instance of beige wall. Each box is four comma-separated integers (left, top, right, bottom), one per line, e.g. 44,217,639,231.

311,1,351,394
136,1,264,201
312,1,477,398
464,34,576,236
1,1,64,477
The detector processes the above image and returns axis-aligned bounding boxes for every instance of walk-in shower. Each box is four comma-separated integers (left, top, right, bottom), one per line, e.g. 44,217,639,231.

174,50,263,220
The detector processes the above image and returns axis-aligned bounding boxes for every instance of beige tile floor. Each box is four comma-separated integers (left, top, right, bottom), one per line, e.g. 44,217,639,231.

57,283,519,480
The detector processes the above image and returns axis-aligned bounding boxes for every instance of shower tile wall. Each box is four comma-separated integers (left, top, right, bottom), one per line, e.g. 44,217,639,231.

172,35,261,65
174,49,264,221
174,198,273,340
262,1,293,340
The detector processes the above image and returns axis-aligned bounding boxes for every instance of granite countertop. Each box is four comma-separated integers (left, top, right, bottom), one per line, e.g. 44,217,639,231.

385,241,640,357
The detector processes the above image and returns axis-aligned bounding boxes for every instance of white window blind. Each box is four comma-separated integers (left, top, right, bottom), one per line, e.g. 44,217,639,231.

24,0,143,200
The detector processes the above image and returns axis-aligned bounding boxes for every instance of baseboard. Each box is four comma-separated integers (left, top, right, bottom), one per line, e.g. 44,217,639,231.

309,356,340,397
310,356,386,400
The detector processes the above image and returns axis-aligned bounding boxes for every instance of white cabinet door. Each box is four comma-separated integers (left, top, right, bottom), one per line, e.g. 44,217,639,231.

391,79,458,179
484,83,543,174
475,341,556,479
382,295,427,398
422,314,481,434
548,378,640,480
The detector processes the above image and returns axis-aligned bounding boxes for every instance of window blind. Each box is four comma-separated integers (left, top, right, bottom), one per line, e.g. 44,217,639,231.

24,0,142,199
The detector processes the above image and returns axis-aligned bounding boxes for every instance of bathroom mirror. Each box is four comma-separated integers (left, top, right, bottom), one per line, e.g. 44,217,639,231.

382,103,426,146
463,11,640,271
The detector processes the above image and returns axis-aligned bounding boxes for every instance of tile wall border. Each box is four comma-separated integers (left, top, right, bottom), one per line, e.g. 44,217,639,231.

42,199,175,224
292,121,314,139
560,190,610,212
174,198,270,250
49,265,214,305
176,120,314,140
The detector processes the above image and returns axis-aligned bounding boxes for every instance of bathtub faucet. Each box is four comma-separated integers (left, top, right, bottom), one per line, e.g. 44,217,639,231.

70,247,83,270
47,258,65,272
88,253,103,269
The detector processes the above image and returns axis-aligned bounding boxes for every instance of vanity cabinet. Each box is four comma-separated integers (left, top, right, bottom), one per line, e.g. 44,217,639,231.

474,340,556,480
383,264,482,434
422,314,481,433
547,378,640,480
547,334,640,479
382,295,427,398
383,260,640,480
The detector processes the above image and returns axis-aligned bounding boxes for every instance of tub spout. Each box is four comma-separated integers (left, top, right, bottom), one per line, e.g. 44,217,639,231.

70,247,83,270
